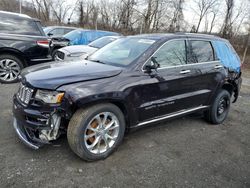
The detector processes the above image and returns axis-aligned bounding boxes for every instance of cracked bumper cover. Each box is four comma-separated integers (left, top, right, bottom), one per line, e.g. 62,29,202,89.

13,117,42,149
12,95,53,149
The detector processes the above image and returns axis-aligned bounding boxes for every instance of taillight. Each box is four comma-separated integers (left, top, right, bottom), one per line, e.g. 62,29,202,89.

37,40,49,48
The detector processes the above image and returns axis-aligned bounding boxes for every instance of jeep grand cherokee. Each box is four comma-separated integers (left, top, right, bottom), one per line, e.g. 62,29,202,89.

12,34,242,161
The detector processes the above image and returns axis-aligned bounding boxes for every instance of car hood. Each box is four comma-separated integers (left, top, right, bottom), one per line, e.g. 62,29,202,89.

61,45,97,54
21,60,122,90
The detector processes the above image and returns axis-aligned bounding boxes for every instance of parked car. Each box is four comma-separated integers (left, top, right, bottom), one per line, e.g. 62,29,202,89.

49,29,121,59
43,26,77,37
13,33,242,161
0,11,51,83
54,36,122,61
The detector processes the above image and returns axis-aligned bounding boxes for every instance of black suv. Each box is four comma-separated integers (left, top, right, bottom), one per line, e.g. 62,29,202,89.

12,34,242,161
0,11,51,83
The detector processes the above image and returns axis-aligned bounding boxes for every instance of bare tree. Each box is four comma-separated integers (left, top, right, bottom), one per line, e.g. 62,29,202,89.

221,0,234,38
0,0,19,12
30,0,52,23
169,0,185,32
192,0,217,33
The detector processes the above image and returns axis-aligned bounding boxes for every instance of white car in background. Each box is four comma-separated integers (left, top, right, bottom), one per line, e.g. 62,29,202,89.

54,36,122,61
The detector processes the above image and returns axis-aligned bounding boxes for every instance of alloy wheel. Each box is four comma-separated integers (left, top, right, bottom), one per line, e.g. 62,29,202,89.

0,59,21,82
84,112,120,154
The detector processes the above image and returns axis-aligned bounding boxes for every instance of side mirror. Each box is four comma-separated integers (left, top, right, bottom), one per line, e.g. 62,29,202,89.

48,32,53,37
144,57,160,73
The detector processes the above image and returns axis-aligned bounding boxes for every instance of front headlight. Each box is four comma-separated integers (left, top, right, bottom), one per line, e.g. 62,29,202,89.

35,90,64,104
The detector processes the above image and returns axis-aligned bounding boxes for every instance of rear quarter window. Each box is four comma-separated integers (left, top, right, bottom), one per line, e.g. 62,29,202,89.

190,40,214,63
0,14,42,36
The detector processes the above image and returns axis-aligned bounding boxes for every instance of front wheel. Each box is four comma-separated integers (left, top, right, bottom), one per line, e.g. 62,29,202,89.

204,89,231,124
0,54,23,83
67,103,125,161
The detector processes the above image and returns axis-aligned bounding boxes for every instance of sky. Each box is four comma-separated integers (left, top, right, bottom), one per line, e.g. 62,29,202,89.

23,0,249,34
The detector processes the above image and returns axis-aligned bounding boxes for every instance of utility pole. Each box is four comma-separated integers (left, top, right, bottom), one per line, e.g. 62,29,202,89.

19,0,22,14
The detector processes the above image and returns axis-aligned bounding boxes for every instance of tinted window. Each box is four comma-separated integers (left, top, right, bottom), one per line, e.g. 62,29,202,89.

64,28,74,34
152,40,186,68
190,40,214,63
0,14,42,35
50,28,64,36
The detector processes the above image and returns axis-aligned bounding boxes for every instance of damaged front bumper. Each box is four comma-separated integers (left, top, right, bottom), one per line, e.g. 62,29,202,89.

12,95,63,149
13,117,42,149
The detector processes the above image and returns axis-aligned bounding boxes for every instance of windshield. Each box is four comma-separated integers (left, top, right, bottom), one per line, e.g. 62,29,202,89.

88,37,118,49
88,38,155,66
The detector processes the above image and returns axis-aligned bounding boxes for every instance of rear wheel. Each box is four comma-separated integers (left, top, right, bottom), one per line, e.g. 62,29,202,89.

204,89,231,124
0,54,23,83
67,103,125,161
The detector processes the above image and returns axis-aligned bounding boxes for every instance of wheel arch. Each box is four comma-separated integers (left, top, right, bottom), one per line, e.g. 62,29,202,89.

73,98,132,129
0,48,28,67
221,83,234,96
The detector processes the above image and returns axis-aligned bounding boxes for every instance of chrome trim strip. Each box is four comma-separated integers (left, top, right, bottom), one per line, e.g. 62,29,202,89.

13,118,39,150
156,60,220,70
30,57,52,61
134,105,209,128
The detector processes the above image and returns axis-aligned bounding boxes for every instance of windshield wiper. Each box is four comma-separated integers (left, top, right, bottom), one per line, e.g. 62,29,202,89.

89,59,106,64
88,45,97,48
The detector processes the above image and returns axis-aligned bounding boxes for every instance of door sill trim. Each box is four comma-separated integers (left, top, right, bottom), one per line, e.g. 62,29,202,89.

133,105,209,128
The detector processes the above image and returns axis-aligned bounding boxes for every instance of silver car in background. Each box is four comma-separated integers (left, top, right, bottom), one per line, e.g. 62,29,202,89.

54,36,122,61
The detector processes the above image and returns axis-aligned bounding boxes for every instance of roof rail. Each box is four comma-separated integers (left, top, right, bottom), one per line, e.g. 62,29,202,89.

0,10,31,19
182,32,217,38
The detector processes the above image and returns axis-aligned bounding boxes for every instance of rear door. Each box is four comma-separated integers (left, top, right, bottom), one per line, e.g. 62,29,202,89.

187,39,225,105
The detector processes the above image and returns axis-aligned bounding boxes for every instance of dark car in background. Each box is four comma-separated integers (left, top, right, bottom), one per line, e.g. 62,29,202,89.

0,11,51,83
55,36,122,61
43,26,77,37
50,29,121,59
13,33,242,161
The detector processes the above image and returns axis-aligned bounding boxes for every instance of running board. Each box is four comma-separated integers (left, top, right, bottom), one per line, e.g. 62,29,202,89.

133,105,209,128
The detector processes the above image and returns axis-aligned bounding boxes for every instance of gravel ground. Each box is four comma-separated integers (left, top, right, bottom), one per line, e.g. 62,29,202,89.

0,71,249,188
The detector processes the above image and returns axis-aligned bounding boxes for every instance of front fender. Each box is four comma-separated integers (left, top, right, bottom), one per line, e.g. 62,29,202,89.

64,91,138,128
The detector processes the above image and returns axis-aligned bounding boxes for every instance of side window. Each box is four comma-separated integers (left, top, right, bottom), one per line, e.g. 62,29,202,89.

0,15,41,35
64,29,74,34
152,40,186,68
50,28,64,36
190,40,214,63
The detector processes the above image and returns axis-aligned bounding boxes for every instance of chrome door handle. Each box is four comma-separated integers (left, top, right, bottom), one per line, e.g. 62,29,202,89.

180,70,191,74
214,65,223,69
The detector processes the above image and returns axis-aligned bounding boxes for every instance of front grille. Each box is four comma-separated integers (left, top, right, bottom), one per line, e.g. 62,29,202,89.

17,84,34,104
56,51,65,60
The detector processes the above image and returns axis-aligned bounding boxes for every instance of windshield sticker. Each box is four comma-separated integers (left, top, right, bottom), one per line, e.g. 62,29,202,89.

138,39,155,44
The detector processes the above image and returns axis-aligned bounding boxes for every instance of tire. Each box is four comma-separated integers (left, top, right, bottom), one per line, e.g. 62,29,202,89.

204,89,231,124
67,103,126,161
51,49,58,61
0,54,24,83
